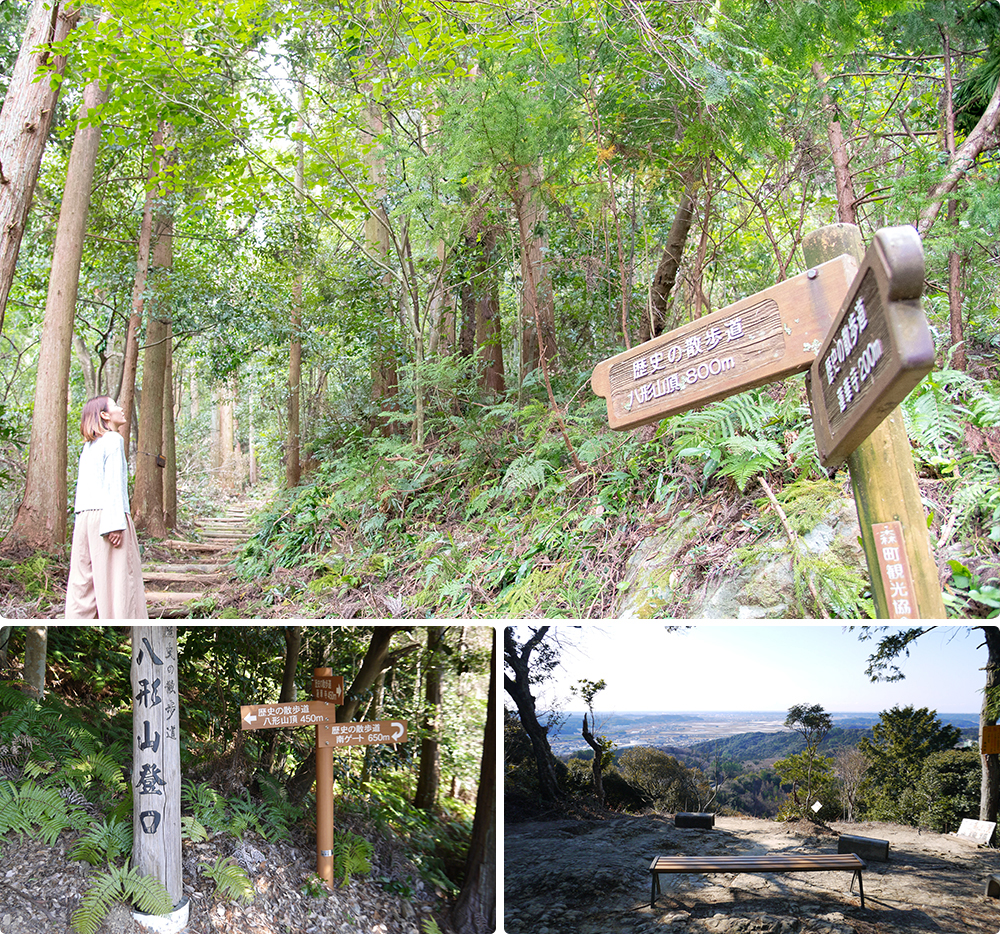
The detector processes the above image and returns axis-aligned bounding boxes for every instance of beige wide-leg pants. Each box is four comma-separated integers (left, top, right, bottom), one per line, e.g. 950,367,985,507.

65,510,148,619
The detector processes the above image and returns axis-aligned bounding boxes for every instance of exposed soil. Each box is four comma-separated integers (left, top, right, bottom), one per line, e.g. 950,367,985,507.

0,819,442,934
504,810,1000,934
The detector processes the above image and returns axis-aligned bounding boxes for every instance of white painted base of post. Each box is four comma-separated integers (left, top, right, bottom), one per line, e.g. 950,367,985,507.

133,897,190,933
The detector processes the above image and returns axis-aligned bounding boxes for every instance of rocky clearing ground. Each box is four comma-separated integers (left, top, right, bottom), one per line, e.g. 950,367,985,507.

505,812,999,934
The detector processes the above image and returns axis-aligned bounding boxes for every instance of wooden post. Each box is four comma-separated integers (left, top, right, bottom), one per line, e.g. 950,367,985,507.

131,625,183,906
802,225,946,618
315,667,335,886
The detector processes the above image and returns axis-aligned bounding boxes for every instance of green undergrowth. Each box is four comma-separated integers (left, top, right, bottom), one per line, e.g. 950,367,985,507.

233,365,1000,618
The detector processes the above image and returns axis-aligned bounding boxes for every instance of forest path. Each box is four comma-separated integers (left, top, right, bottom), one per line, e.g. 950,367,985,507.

143,504,254,618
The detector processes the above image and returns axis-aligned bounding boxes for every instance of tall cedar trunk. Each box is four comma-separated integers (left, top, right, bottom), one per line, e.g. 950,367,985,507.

581,713,605,805
286,627,415,806
0,0,78,333
23,625,46,698
363,99,399,435
515,164,556,380
942,28,967,371
1,69,109,554
133,205,173,537
503,627,561,802
162,324,177,528
475,224,504,394
217,380,238,490
286,86,304,489
980,626,1000,826
641,178,697,343
414,627,444,811
450,628,496,934
262,626,302,774
119,124,166,449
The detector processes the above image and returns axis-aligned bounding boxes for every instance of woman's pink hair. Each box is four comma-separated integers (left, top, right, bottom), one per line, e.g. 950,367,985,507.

80,396,112,442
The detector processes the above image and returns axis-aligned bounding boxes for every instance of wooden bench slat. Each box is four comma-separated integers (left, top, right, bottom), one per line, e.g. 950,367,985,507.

649,853,866,910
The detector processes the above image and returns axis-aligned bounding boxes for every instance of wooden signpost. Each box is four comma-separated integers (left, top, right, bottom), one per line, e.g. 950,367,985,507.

590,255,857,429
241,669,406,887
591,223,946,619
807,226,935,469
131,625,185,926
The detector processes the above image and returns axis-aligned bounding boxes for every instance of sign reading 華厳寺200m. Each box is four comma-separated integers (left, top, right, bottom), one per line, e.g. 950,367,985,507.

807,226,935,470
591,255,858,430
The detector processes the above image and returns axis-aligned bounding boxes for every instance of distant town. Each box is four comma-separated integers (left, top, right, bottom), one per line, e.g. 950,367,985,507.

544,709,981,757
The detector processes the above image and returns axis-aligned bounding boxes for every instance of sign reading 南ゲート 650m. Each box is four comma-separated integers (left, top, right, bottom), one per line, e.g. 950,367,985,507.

807,226,935,469
591,256,857,430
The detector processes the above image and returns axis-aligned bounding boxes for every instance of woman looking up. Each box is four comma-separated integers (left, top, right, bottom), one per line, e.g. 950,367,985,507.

65,396,148,618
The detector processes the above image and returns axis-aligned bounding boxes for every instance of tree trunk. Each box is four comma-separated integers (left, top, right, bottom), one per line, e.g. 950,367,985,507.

475,224,504,395
813,62,858,225
133,203,173,538
581,713,605,805
119,124,165,450
262,626,302,774
414,627,444,812
287,86,304,489
514,164,556,381
980,626,1000,826
503,627,561,802
450,628,496,934
23,625,46,698
1,66,109,554
641,178,697,343
942,27,966,371
919,63,1000,236
0,0,78,333
162,324,177,529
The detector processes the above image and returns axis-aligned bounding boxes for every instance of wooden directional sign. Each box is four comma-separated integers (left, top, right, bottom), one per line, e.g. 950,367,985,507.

312,674,344,705
319,720,407,747
807,226,935,469
591,255,858,430
240,701,336,730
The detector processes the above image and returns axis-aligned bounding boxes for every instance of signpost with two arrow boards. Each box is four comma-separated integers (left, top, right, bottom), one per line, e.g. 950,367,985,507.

241,669,408,886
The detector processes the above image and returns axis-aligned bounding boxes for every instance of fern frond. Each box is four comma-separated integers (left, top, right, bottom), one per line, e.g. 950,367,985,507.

71,865,173,934
68,817,132,866
333,831,373,886
181,815,209,843
203,856,254,904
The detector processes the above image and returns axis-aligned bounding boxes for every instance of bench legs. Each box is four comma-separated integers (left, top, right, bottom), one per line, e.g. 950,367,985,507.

650,871,660,909
849,868,865,909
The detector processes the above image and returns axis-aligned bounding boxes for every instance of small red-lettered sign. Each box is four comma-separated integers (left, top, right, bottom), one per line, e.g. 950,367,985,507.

872,521,917,619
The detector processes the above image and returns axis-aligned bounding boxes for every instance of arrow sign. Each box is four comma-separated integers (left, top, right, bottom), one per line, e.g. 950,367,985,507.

591,255,858,430
807,226,934,469
318,720,408,747
311,674,344,705
239,701,337,731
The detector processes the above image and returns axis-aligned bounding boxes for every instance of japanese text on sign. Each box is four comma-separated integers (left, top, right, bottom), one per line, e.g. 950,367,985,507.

623,314,745,411
872,521,917,620
240,701,336,730
319,720,407,747
134,633,178,837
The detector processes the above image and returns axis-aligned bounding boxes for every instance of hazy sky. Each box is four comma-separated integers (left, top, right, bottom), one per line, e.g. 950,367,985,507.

518,624,987,714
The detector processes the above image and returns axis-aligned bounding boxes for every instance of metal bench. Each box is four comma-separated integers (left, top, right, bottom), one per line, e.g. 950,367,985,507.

649,853,867,909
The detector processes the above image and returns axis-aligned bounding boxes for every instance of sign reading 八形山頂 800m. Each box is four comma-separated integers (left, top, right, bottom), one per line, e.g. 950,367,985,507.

591,256,857,430
807,226,935,470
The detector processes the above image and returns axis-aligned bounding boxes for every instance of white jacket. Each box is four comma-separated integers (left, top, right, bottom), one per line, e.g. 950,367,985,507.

73,430,130,536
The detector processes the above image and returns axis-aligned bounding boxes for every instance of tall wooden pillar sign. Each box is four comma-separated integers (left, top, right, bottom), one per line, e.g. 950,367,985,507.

132,626,183,907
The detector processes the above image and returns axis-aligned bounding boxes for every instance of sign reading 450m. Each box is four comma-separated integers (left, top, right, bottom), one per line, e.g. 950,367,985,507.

591,256,857,430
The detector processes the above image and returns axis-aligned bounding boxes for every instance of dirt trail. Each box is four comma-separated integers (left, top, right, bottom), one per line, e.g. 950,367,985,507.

504,812,1000,934
144,505,252,618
